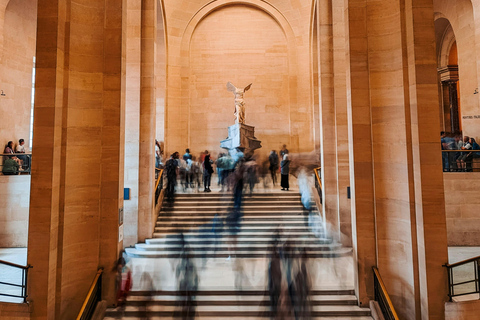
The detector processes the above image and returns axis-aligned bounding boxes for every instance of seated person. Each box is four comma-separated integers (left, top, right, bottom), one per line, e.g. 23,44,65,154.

457,136,472,172
3,141,22,168
2,157,19,175
15,139,29,169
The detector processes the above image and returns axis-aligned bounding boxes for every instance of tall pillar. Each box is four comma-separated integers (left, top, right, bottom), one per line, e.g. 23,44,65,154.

345,0,449,317
28,1,66,318
332,0,352,246
123,0,142,247
28,0,125,318
344,0,377,306
138,0,156,242
448,81,460,132
404,0,449,318
317,0,340,242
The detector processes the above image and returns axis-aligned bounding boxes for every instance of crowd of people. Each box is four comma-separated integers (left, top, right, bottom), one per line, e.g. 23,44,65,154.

159,144,293,204
2,139,29,175
441,132,480,172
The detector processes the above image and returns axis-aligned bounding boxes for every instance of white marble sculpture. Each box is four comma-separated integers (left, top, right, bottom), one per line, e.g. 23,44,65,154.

227,82,252,124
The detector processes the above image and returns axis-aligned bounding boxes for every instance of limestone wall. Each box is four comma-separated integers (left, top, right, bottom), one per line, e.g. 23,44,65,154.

0,0,37,149
445,300,480,320
0,175,30,247
444,173,480,246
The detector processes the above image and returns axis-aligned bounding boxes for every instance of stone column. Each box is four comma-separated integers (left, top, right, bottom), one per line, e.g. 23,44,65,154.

332,0,352,246
138,0,156,242
404,0,449,318
27,1,66,318
28,0,125,318
123,0,142,247
344,0,377,306
317,0,340,242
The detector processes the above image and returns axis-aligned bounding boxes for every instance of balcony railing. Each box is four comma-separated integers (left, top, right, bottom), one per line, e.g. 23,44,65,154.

0,260,32,303
1,153,32,175
373,267,399,320
442,150,480,172
444,255,480,301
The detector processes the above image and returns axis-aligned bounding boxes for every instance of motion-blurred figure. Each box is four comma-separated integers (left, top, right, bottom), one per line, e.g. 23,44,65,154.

268,248,282,319
269,150,279,186
115,257,132,310
175,254,199,320
166,152,179,204
245,159,258,195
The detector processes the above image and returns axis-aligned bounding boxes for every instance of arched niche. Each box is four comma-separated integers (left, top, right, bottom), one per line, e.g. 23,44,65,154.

177,0,298,155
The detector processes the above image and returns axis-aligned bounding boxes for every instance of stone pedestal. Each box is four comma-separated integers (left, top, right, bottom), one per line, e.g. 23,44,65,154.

220,123,261,156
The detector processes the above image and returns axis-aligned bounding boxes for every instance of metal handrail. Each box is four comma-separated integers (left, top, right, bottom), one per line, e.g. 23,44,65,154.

313,167,322,204
0,259,32,303
443,255,480,301
76,268,103,320
373,267,399,320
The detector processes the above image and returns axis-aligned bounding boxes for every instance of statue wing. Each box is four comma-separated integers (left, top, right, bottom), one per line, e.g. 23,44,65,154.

244,83,252,92
227,82,236,93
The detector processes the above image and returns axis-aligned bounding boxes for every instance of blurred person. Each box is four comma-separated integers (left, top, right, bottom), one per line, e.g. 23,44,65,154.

295,248,311,319
190,156,202,191
155,139,162,168
175,254,199,320
203,151,214,192
280,144,289,158
298,168,313,227
233,158,246,209
268,247,282,319
226,207,242,261
115,257,132,309
441,132,449,172
178,157,188,191
245,159,258,195
2,157,20,175
269,150,279,186
280,154,291,191
166,152,179,204
185,156,194,189
233,258,251,290
467,137,480,171
215,153,226,189
183,148,192,161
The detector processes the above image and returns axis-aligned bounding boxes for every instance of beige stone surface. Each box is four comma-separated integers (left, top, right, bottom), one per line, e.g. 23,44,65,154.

0,0,37,149
444,173,480,246
445,299,480,320
0,175,30,247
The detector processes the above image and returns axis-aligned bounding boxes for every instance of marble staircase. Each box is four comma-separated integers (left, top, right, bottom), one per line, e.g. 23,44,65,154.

105,192,371,319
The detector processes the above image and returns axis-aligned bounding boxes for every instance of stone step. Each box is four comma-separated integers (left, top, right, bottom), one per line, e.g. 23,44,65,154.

134,243,342,252
156,215,312,222
170,201,307,206
104,305,371,317
159,210,308,216
124,247,352,258
173,193,301,198
145,237,332,246
161,206,305,212
124,294,357,305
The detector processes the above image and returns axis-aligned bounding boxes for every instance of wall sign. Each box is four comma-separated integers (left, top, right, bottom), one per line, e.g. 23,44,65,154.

462,115,480,119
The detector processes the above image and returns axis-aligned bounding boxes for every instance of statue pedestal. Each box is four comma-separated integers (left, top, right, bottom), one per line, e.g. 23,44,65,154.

220,123,262,157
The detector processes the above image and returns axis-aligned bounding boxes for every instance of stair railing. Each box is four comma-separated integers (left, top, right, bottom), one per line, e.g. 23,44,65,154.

0,260,32,303
373,267,399,320
76,268,103,320
443,255,480,301
313,167,322,204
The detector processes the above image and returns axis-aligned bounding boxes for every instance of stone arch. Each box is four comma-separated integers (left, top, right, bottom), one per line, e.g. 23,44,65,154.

434,0,479,137
178,0,299,153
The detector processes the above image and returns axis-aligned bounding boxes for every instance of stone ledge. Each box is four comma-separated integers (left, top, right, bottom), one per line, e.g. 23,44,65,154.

0,301,31,320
